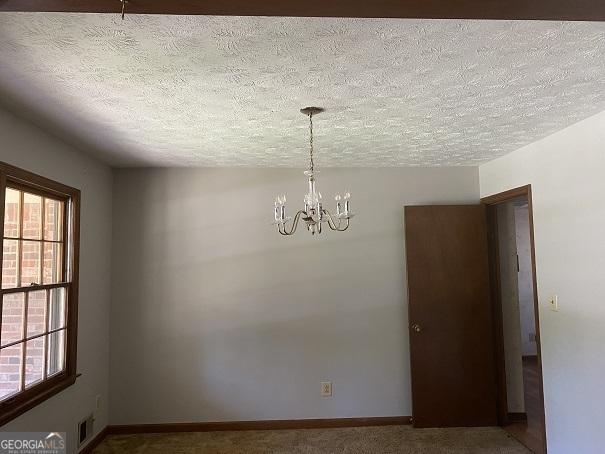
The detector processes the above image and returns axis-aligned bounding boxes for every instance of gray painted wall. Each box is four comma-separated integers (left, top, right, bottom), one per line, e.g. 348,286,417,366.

109,167,479,424
0,105,113,453
480,110,605,454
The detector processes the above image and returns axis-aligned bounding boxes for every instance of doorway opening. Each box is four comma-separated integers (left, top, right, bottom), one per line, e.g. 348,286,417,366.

483,186,547,454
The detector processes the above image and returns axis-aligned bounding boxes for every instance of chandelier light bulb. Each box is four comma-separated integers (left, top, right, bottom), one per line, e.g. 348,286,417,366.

344,192,351,200
335,194,341,201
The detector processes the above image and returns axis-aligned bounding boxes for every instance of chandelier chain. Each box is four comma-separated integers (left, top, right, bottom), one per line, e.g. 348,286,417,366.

309,113,314,173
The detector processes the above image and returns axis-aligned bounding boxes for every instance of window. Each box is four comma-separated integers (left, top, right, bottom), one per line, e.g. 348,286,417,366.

0,162,80,425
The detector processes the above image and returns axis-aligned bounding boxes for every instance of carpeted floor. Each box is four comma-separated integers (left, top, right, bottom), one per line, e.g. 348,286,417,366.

93,425,532,454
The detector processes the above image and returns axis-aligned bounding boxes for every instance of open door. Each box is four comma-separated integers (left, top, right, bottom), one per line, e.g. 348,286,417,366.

405,205,498,428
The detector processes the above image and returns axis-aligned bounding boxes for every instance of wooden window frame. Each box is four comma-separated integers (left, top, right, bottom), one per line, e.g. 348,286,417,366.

0,161,80,426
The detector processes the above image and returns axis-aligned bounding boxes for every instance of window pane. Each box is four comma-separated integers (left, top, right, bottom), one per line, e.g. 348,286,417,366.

3,188,20,238
49,288,66,331
47,330,65,377
25,337,45,388
26,291,47,338
44,199,64,242
0,343,23,400
20,240,41,286
22,193,42,240
43,242,63,284
2,239,19,289
1,293,25,347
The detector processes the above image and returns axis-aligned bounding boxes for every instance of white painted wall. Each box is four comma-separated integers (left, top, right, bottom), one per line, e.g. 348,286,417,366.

109,167,479,424
0,105,112,454
496,203,525,413
480,110,605,454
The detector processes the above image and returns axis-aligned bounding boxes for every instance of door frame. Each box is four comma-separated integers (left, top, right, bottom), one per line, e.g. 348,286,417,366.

481,184,547,454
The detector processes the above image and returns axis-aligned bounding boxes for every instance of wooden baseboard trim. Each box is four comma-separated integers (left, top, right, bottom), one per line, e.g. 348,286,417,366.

79,426,109,454
107,416,412,435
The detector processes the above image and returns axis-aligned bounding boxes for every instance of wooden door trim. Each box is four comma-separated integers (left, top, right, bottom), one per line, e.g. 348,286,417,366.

481,185,532,205
481,184,547,454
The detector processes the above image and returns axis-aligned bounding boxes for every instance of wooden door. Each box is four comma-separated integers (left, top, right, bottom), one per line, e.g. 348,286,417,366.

405,205,497,428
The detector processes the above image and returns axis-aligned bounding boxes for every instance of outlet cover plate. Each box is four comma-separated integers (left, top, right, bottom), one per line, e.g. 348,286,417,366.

321,381,332,397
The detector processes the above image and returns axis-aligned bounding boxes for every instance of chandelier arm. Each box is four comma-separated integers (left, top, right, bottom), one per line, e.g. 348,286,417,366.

278,222,292,235
277,210,305,235
339,218,350,232
322,209,340,230
278,223,288,235
322,209,350,231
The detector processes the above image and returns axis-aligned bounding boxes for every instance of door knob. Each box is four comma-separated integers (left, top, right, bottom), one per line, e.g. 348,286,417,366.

411,323,422,333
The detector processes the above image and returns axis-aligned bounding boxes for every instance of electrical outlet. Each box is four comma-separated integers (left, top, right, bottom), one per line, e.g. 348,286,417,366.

548,295,559,312
321,381,332,397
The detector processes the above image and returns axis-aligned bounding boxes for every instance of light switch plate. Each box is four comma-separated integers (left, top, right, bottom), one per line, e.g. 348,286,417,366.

548,295,559,311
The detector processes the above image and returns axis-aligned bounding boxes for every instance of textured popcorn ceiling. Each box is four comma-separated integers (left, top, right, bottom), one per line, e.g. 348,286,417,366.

0,14,604,167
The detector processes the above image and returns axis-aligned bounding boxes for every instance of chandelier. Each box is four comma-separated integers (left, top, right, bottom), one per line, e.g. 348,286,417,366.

273,107,354,236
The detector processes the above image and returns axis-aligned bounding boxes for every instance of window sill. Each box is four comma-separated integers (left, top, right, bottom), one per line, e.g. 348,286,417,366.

0,372,77,426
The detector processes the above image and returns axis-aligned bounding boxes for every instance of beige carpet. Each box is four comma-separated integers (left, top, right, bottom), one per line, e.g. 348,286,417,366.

93,425,531,454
